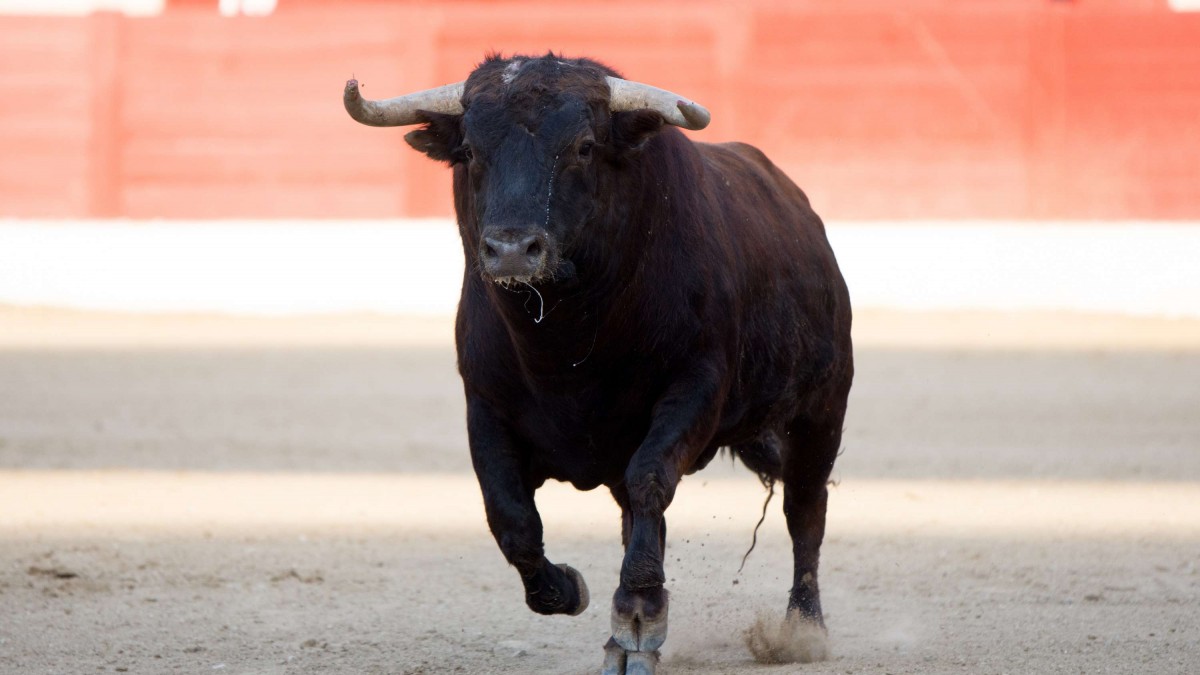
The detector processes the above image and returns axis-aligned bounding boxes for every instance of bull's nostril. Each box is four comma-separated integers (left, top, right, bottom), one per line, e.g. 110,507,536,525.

482,233,545,274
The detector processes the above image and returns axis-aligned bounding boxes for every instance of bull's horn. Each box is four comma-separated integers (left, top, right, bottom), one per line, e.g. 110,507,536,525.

606,76,711,130
343,78,465,127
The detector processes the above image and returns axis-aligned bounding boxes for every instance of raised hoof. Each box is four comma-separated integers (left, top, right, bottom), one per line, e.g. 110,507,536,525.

558,564,590,616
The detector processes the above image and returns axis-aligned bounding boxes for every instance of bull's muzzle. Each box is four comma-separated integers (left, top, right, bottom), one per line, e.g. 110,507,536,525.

480,230,549,283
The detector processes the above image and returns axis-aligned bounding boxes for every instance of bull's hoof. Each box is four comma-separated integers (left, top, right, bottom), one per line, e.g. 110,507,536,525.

744,609,830,664
525,562,589,616
558,563,589,616
600,638,626,675
623,650,659,675
611,586,668,652
601,637,659,675
601,586,667,674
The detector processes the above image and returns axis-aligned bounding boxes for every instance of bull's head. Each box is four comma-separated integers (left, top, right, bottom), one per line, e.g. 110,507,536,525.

343,55,709,286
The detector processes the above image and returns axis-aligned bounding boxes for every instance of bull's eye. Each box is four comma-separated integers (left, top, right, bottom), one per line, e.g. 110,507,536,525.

461,145,474,162
578,141,594,159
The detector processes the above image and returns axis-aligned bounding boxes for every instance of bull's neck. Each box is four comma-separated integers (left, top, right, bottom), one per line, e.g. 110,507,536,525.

480,228,646,374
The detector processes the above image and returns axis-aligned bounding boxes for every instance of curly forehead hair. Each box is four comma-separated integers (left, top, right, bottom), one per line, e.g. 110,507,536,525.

464,52,623,109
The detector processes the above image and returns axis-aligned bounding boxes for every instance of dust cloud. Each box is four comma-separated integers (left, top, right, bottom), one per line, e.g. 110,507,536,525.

744,611,830,664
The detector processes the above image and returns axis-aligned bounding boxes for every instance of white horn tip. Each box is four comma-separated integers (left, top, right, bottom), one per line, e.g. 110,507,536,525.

677,100,712,131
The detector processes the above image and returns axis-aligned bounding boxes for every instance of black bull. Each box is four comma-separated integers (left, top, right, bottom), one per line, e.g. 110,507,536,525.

345,54,853,674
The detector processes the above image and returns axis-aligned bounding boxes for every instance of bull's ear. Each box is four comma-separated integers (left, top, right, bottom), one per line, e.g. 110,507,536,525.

611,109,666,151
403,111,463,163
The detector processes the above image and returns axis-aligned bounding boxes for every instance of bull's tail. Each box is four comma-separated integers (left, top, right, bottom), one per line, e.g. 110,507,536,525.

731,433,784,573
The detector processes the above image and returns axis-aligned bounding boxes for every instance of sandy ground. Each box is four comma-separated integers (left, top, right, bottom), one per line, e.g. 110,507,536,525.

1,307,1198,674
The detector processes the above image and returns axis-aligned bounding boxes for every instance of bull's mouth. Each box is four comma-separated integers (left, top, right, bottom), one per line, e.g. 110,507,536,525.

491,275,535,288
481,259,546,287
482,252,572,288
479,238,569,287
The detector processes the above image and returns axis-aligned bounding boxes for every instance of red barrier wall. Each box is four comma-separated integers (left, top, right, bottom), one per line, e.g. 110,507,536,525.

2,1,1198,220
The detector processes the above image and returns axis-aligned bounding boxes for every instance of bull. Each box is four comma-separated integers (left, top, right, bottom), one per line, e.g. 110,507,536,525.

344,54,853,674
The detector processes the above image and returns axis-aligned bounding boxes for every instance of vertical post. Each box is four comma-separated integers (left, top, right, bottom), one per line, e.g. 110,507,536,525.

87,12,122,218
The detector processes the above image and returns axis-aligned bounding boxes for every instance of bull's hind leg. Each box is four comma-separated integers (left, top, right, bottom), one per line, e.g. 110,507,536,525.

782,415,841,624
770,407,846,662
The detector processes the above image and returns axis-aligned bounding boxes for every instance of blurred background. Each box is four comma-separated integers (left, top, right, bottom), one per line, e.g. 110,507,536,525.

1,2,1198,674
4,0,1200,220
2,0,1199,315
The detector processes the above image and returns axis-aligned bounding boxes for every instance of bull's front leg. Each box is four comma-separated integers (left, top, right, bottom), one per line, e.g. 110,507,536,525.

467,397,589,617
603,369,723,675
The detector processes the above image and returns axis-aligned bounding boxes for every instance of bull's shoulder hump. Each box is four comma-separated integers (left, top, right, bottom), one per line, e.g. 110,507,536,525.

695,141,798,195
695,141,786,183
697,141,773,169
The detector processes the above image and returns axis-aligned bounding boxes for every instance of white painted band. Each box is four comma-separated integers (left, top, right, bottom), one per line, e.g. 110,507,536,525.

1,220,1197,317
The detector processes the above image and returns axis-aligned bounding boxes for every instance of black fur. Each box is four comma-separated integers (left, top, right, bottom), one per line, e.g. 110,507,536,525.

405,52,853,649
